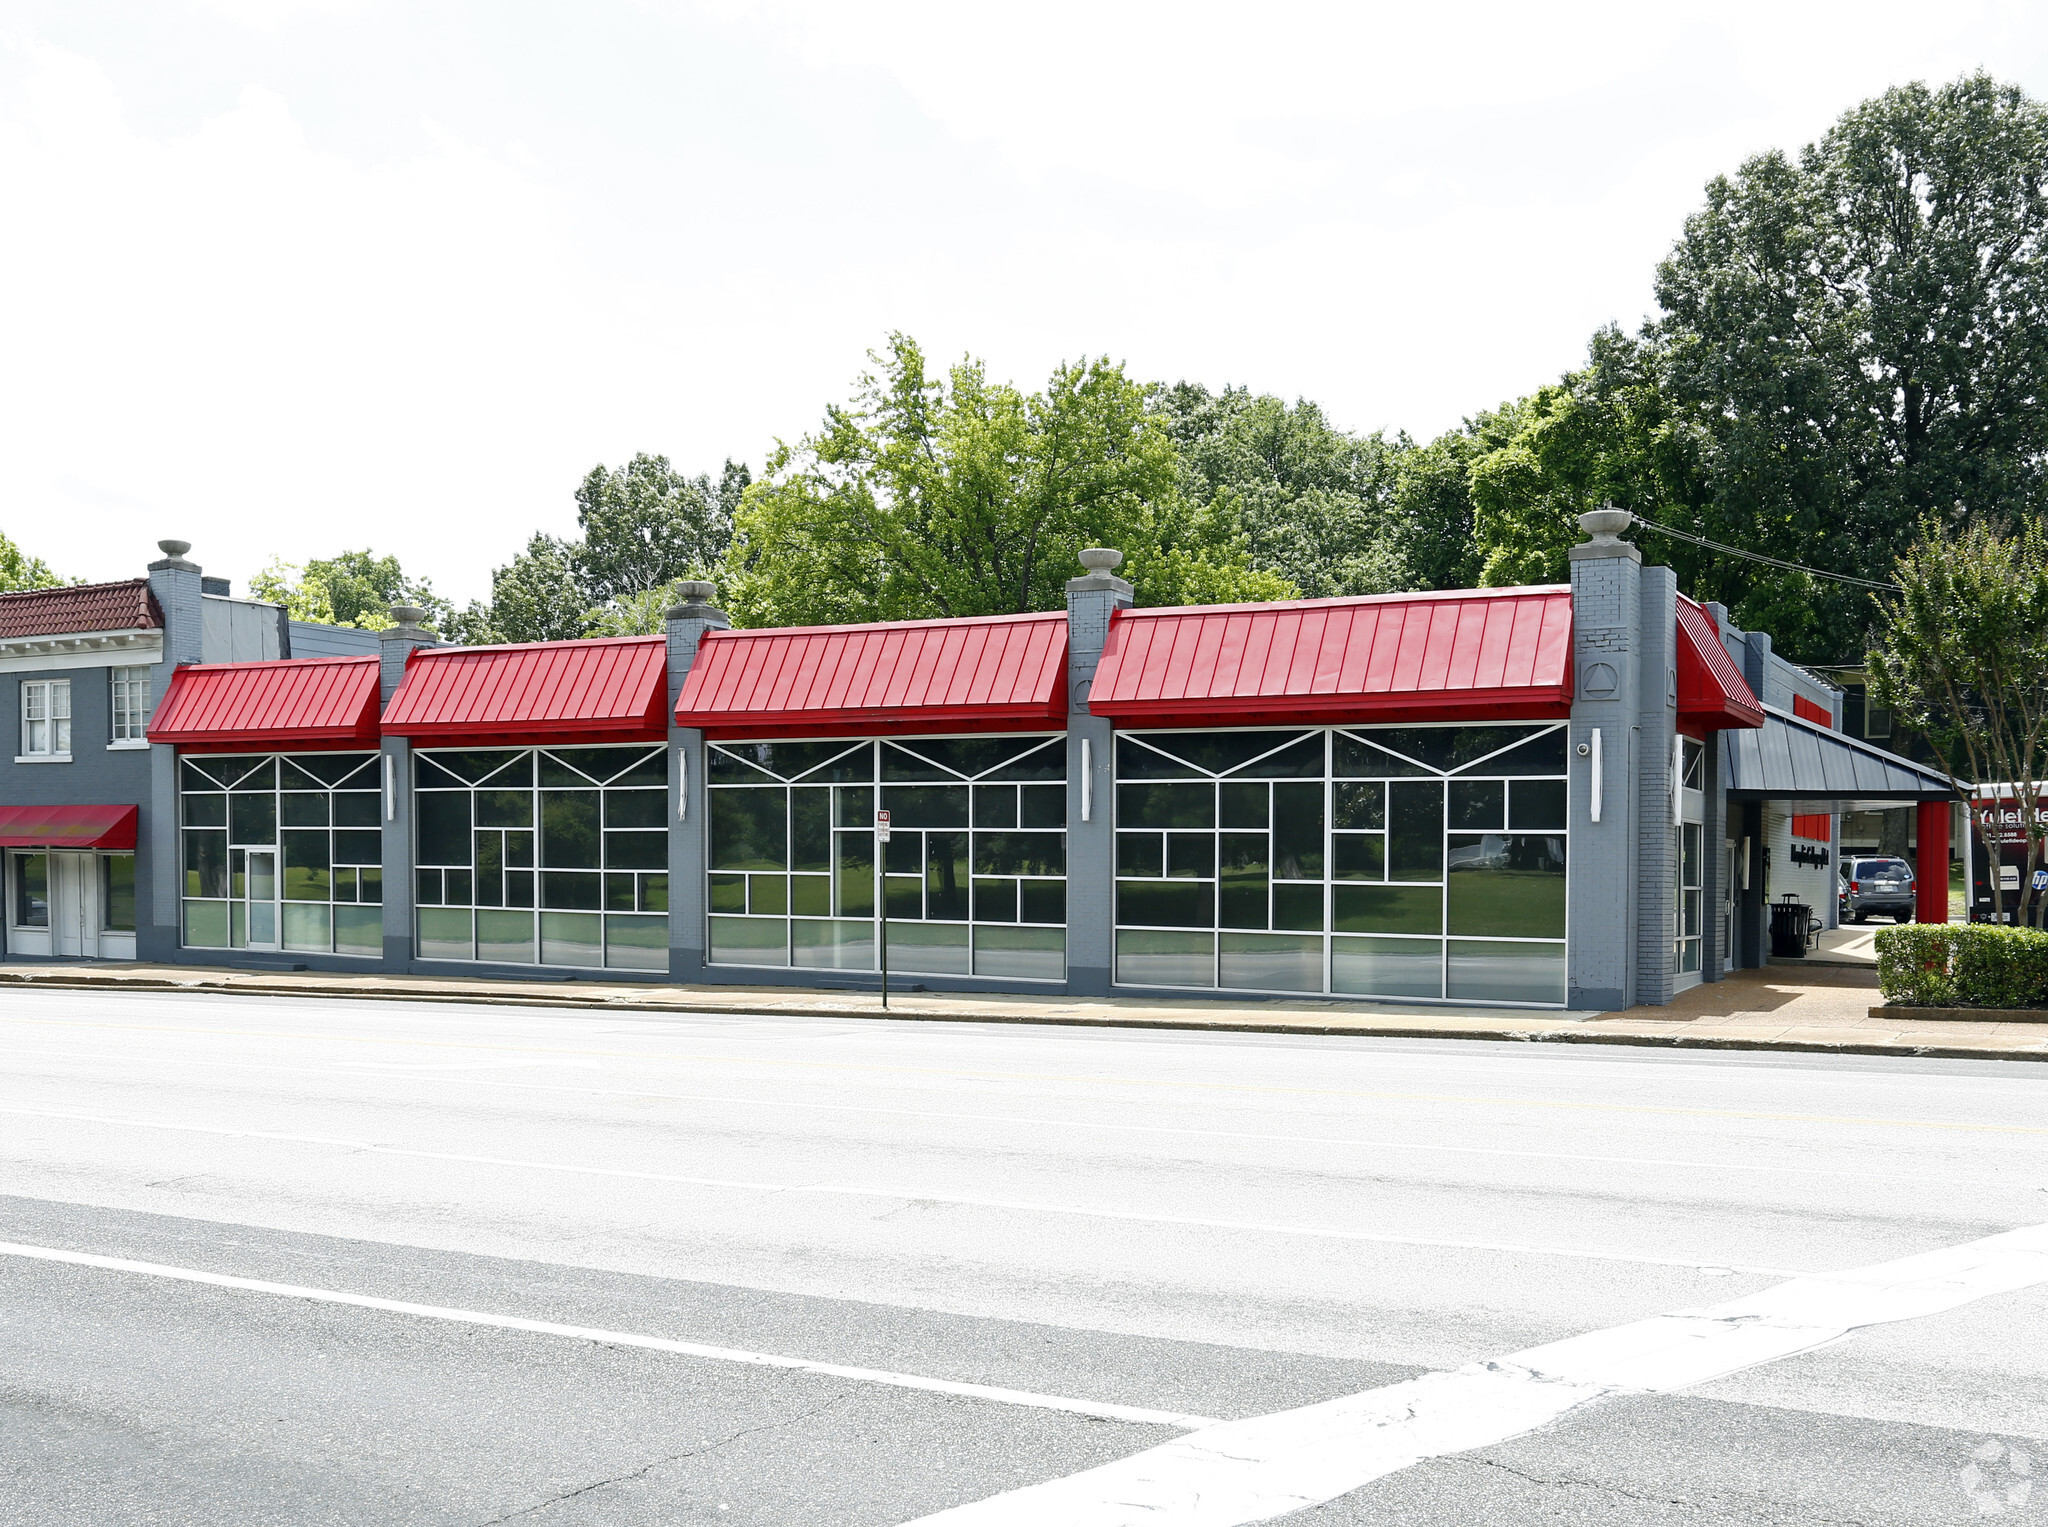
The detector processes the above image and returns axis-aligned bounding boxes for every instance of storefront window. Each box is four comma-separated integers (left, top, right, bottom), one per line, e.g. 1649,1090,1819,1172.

706,735,1066,981
100,854,136,932
1114,725,1569,1004
413,744,668,972
12,853,49,927
180,753,383,955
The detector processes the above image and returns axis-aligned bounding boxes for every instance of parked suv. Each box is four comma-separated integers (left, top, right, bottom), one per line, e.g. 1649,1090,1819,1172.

1840,857,1916,923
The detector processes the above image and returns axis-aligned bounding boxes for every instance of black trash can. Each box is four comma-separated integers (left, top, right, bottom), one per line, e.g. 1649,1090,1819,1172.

1770,896,1811,958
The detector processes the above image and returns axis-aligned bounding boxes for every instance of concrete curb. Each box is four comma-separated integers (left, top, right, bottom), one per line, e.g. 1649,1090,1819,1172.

1868,1004,2048,1024
5,968,2045,1063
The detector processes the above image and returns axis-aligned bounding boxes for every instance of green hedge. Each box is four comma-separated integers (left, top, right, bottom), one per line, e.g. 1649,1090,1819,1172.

1875,923,2048,1007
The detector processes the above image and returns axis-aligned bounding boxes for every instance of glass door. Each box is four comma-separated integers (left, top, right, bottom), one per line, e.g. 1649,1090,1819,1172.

243,848,278,949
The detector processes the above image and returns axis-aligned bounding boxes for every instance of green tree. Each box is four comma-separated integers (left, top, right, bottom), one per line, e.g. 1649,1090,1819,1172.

724,336,1291,628
573,453,741,608
1156,384,1408,599
250,550,450,630
1653,72,2048,660
444,534,584,646
0,529,65,592
1868,519,2046,923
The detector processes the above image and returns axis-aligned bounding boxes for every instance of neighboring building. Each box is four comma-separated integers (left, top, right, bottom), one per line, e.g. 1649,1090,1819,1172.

0,542,378,963
1,521,1956,1008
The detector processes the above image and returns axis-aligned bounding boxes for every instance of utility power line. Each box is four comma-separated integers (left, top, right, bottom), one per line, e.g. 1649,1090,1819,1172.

1625,514,1902,594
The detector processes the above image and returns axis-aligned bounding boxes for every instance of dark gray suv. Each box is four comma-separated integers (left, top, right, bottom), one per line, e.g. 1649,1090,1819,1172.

1840,857,1916,923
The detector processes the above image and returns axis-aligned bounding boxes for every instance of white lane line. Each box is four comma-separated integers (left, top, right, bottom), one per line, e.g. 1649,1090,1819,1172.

897,1220,2048,1526
0,1104,1803,1276
5,1045,2032,1185
0,1239,1217,1431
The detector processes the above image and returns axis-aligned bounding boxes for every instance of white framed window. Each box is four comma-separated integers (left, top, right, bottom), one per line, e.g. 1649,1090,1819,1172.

110,665,153,742
19,679,71,759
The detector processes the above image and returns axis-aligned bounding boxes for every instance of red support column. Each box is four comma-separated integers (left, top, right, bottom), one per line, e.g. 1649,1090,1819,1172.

1916,800,1951,925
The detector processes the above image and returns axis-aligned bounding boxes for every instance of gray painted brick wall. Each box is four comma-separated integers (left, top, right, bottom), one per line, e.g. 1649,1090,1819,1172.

1567,545,1641,1010
1063,567,1133,998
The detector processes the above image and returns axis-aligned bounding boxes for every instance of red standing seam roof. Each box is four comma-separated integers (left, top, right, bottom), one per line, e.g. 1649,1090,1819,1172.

1676,598,1766,735
675,613,1068,738
148,656,381,749
383,636,669,742
1086,587,1575,727
0,804,138,849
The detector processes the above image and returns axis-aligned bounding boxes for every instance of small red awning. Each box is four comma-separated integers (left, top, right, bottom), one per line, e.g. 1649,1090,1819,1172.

675,613,1067,739
0,804,138,849
1087,587,1574,727
149,656,382,749
383,636,668,743
1677,598,1765,735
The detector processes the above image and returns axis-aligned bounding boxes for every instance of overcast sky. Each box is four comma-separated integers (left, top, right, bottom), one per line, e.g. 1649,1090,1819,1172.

3,1,2045,604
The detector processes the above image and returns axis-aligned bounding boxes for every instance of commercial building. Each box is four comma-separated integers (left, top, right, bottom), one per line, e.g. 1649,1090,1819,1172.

3,519,1955,1007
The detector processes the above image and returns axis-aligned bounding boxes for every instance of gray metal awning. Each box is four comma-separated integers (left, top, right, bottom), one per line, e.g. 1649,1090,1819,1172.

1725,704,1956,811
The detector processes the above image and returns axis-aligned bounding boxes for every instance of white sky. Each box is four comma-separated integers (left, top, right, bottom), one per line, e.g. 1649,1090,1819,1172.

3,0,2045,603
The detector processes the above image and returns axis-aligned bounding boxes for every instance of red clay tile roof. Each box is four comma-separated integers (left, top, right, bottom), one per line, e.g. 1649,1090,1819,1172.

0,579,161,639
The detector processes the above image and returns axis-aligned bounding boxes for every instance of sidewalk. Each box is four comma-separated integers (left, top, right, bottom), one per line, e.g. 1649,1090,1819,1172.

4,960,2044,1062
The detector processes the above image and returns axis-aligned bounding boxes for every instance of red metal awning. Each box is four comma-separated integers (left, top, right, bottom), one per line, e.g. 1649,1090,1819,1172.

383,636,668,743
148,656,381,750
1676,598,1765,735
0,804,138,849
675,613,1068,739
1086,587,1574,727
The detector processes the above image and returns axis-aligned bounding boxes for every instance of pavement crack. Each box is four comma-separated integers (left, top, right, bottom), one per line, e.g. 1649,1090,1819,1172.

470,1397,851,1524
1454,1456,1877,1525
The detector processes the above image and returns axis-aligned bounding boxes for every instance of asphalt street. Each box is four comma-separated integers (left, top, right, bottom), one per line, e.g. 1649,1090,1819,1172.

0,986,2042,1524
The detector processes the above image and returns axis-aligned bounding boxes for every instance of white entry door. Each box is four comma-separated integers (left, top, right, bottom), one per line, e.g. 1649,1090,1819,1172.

48,851,98,958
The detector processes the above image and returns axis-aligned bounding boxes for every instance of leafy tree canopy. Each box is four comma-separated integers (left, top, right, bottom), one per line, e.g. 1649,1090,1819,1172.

250,550,450,630
0,529,67,593
723,335,1293,628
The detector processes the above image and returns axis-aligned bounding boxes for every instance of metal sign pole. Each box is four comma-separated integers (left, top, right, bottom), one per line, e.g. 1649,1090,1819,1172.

876,809,891,1010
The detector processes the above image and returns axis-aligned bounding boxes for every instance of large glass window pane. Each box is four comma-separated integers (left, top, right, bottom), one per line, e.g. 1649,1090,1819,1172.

835,832,874,917
1332,884,1442,935
540,871,601,910
973,785,1017,828
710,916,788,966
281,792,328,826
709,873,745,913
605,790,666,828
1272,781,1324,879
282,903,332,953
925,833,968,919
710,790,787,870
333,792,382,828
1218,833,1268,929
476,790,532,828
835,786,872,827
14,853,49,926
790,875,830,916
184,831,227,899
1219,932,1322,993
1448,780,1504,831
476,908,534,964
605,831,667,870
358,867,383,905
1218,782,1269,829
604,913,669,971
1332,936,1442,998
416,791,471,866
793,918,874,970
888,922,970,974
884,874,922,919
1332,780,1384,829
1166,834,1213,878
541,792,601,869
334,904,381,957
972,878,1017,922
229,792,276,845
1272,883,1324,932
417,907,473,961
1115,929,1213,987
749,874,787,915
606,872,638,912
1019,785,1065,828
100,855,136,932
973,833,1064,877
1018,879,1064,924
1117,879,1213,928
1332,834,1385,881
791,789,831,871
974,925,1065,981
1117,833,1163,877
1447,939,1565,1004
1119,782,1213,829
1508,778,1567,831
183,899,229,947
183,792,227,827
281,830,330,901
1446,835,1566,938
1388,781,1444,881
882,785,969,828
332,830,381,865
541,910,603,967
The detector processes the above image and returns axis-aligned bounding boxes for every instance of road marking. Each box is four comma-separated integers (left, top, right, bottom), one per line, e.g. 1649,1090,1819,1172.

0,1239,1218,1431
7,1043,2030,1185
0,1104,1802,1274
3,1012,2043,1136
897,1219,2048,1525
0,1100,1807,1275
